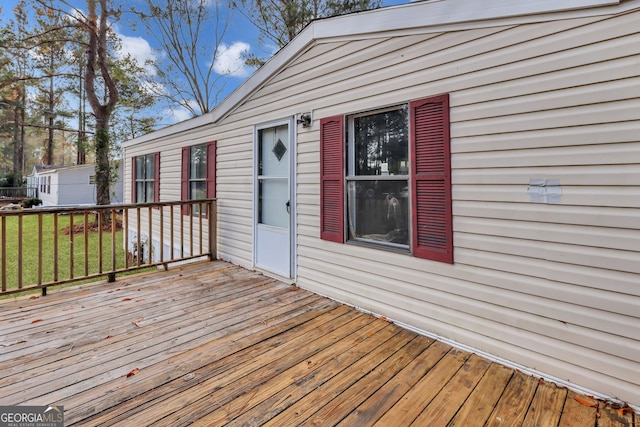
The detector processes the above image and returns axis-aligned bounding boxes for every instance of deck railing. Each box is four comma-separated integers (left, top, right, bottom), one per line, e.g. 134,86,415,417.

0,199,216,297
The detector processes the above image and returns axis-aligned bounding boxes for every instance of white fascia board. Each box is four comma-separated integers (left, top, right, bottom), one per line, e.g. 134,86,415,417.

122,113,213,149
59,164,94,172
38,164,93,175
313,0,621,40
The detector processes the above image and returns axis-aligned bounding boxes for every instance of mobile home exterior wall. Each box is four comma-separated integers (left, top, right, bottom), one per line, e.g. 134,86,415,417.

124,2,640,407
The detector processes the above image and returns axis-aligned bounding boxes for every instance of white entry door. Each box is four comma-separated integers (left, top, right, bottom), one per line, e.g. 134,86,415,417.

254,120,294,278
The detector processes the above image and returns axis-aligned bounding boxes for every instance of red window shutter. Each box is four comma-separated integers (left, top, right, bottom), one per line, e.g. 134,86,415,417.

131,157,137,203
154,152,160,202
410,94,453,263
206,141,216,198
181,147,189,214
320,116,344,243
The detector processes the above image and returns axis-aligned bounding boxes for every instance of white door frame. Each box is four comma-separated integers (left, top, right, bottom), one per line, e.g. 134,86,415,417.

253,117,296,279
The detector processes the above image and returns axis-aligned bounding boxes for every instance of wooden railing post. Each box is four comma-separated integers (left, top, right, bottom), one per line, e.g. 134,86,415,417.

1,216,6,293
209,200,216,261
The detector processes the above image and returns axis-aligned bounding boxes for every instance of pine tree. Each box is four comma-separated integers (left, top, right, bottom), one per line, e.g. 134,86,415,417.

4,0,30,186
31,0,75,165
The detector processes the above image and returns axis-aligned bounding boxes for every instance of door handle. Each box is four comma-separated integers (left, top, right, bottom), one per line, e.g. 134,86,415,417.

286,200,290,214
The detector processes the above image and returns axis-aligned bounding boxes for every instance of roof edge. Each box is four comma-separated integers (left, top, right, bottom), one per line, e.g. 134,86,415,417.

209,29,316,125
122,111,213,148
313,0,621,40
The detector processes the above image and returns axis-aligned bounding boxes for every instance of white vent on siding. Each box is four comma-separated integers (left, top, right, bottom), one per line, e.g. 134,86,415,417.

528,179,562,204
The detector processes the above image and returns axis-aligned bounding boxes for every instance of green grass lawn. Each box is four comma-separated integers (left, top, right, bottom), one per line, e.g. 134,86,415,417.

1,213,128,295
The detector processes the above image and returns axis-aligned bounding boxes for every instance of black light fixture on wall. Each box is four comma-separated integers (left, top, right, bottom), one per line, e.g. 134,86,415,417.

297,112,312,128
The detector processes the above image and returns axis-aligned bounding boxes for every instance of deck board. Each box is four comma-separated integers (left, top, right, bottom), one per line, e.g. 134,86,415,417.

336,340,451,426
557,391,599,427
448,362,515,426
159,312,381,426
2,277,293,395
522,380,568,427
194,322,405,426
598,405,634,427
9,281,315,407
0,260,634,426
485,370,540,426
81,302,347,426
410,354,492,426
285,334,433,427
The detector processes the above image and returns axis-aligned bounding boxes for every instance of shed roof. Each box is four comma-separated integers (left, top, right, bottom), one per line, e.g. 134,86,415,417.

33,165,62,173
34,163,95,175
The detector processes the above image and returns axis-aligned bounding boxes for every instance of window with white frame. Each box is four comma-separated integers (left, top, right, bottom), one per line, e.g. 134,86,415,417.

346,106,409,247
134,154,156,203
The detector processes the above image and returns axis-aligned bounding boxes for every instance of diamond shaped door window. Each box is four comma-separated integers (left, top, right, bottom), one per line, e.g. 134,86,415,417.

272,138,287,161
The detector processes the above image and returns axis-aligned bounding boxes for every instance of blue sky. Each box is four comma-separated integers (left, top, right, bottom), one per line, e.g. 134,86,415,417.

1,0,409,127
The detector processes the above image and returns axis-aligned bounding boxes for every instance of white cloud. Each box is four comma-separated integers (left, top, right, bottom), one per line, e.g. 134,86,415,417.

164,107,193,123
115,31,157,76
213,42,251,77
163,100,201,124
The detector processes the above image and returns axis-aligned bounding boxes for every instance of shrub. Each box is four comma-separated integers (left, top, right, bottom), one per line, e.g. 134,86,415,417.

22,197,42,208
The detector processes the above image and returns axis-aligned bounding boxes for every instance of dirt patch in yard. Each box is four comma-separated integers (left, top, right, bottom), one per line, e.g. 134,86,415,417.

62,218,123,235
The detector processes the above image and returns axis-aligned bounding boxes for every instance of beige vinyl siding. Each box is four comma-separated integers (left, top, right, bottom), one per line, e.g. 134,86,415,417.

124,124,255,268
234,15,621,121
286,10,640,406
215,130,254,266
122,4,640,407
125,132,196,258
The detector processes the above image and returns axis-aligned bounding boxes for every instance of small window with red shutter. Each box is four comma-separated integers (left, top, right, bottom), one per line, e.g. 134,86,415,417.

181,141,216,215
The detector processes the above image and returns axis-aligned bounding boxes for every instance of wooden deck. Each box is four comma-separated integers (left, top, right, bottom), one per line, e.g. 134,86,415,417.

0,261,634,426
